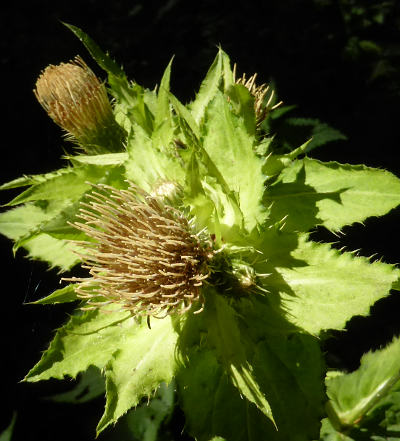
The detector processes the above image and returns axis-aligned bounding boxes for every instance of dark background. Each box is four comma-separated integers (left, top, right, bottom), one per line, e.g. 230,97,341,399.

1,1,400,440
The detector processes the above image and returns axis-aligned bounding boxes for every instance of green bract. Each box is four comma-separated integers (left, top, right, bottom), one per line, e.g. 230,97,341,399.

1,24,400,441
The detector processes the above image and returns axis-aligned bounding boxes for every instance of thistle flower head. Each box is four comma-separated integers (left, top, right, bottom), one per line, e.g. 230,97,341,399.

66,183,212,318
34,56,124,153
233,65,283,127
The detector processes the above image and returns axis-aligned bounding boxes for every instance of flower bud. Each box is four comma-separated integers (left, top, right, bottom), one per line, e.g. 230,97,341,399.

234,66,283,127
34,56,125,154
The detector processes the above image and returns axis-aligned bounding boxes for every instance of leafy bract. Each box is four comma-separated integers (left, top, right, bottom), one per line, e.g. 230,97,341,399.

21,233,79,270
177,293,325,441
0,201,66,241
235,297,325,441
25,306,131,382
0,201,80,270
204,293,274,423
177,348,274,441
5,166,106,206
0,163,126,269
124,122,185,192
64,23,125,79
326,337,400,427
190,48,233,125
68,152,128,166
29,284,78,305
265,158,400,232
321,338,400,440
25,302,179,435
97,315,178,434
260,233,399,335
183,150,245,244
201,89,266,231
261,107,347,155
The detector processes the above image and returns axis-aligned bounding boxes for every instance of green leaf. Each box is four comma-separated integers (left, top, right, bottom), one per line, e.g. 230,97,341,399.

190,48,232,125
0,175,36,190
204,293,275,424
201,89,267,231
25,307,131,382
0,201,67,241
183,151,244,245
177,348,274,441
0,165,126,269
67,152,128,166
319,418,354,441
22,233,80,271
125,123,185,193
154,58,173,128
48,366,105,403
29,284,78,305
6,166,106,206
64,23,124,78
284,117,347,153
151,59,176,151
123,382,175,441
128,87,155,135
38,200,87,240
262,139,312,177
326,337,400,428
0,413,17,441
177,293,324,441
183,152,216,230
265,158,400,232
392,278,400,291
235,297,325,441
97,315,179,435
0,168,83,191
177,339,322,441
262,233,400,334
365,383,400,438
0,199,81,270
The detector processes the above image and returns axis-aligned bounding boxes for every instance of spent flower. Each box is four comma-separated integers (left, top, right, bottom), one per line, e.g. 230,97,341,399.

65,183,213,317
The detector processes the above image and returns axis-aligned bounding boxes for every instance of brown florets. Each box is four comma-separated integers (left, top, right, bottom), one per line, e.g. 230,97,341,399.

66,183,212,318
233,65,283,127
34,56,123,153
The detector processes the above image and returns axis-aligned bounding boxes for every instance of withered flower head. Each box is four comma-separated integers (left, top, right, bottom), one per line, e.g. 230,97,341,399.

34,56,123,153
233,65,283,127
66,183,212,318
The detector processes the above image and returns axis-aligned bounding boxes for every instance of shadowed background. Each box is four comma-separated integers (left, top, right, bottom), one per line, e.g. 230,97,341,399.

1,1,400,439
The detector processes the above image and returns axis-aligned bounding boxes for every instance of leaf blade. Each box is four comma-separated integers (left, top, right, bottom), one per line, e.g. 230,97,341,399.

265,158,400,232
97,315,178,434
262,233,400,334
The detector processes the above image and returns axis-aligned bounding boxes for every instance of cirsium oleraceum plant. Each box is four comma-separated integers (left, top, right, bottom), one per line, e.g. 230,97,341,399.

1,24,400,441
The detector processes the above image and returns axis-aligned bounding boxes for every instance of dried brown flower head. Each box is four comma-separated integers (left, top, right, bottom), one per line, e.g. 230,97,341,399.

66,183,212,318
34,56,124,153
233,65,283,127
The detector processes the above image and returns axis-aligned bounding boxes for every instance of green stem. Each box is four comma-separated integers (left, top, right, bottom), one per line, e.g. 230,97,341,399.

327,370,400,430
